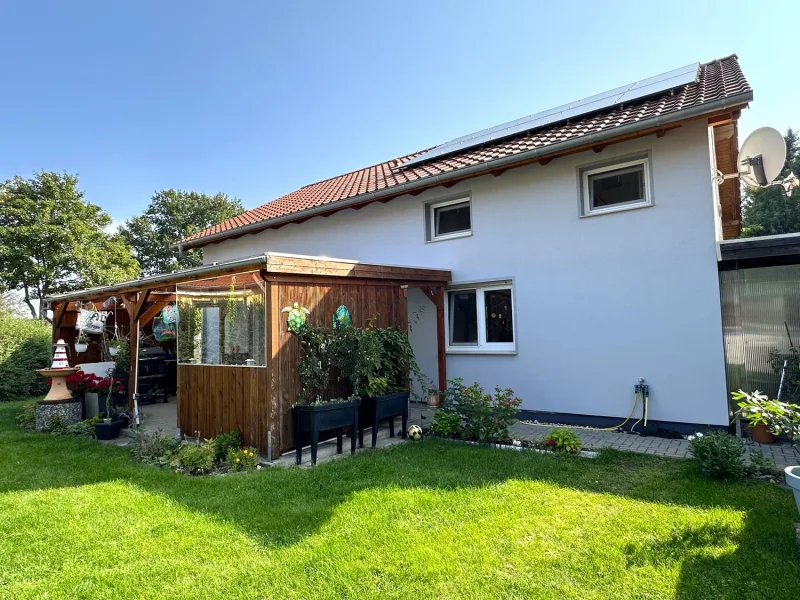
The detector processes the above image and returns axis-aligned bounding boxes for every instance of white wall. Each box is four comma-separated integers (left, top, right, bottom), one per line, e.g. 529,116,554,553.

205,120,729,425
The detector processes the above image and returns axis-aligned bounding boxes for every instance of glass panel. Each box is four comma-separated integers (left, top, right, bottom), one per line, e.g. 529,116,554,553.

448,289,478,345
176,271,266,366
589,164,645,209
435,201,471,236
484,288,513,343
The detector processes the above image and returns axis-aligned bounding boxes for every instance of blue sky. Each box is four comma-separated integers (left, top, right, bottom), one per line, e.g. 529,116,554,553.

0,1,796,227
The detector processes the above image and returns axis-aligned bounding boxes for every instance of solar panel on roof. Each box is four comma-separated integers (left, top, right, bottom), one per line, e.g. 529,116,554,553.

401,62,700,169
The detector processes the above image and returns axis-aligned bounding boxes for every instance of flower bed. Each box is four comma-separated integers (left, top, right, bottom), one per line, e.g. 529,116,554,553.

130,428,262,476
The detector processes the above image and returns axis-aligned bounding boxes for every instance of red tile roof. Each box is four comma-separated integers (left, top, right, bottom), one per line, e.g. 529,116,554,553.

182,55,751,247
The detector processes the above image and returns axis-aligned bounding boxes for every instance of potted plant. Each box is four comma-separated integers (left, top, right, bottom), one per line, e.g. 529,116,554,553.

74,331,89,353
343,327,428,448
732,390,800,444
427,387,443,408
93,374,125,440
107,339,125,357
293,326,360,465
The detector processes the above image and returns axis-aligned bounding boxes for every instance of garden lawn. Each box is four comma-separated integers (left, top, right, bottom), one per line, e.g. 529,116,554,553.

1,401,799,600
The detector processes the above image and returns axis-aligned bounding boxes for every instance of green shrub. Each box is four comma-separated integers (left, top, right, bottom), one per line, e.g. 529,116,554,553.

689,432,745,480
45,413,69,434
428,409,462,438
442,379,522,443
15,403,36,428
173,441,215,475
65,416,101,437
226,446,259,472
213,431,241,462
0,311,51,402
130,429,182,466
747,450,776,477
544,428,582,454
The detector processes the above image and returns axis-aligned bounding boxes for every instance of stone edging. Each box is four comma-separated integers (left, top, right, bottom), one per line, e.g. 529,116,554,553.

428,436,598,458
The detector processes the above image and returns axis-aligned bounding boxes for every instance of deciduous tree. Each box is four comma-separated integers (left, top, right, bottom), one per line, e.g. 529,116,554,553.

119,190,244,275
0,171,139,320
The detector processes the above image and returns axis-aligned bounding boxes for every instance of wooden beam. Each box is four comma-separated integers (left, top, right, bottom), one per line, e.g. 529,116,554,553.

434,286,447,392
442,181,457,188
132,290,151,322
655,129,668,138
539,157,553,166
138,301,169,327
408,190,423,196
491,168,507,177
52,303,66,328
592,144,606,153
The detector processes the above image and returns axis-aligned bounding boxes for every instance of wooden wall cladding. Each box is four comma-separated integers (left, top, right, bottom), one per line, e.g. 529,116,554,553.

268,281,409,455
178,364,270,452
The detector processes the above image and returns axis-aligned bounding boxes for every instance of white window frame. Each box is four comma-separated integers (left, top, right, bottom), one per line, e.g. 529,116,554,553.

581,157,652,217
428,196,472,242
445,281,516,354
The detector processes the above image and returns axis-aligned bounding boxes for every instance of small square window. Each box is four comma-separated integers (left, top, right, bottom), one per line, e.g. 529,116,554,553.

427,197,471,241
581,157,652,216
446,283,516,354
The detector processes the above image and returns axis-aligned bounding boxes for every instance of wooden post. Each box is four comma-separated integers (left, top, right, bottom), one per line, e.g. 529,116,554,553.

434,286,447,392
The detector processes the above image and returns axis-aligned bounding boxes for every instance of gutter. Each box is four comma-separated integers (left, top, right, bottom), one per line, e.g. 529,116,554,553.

43,253,270,306
180,91,753,250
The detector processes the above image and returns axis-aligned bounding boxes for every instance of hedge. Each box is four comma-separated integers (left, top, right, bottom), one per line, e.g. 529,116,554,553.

0,310,52,401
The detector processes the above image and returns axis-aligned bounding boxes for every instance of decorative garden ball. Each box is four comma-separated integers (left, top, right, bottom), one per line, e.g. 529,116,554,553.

407,424,423,441
281,302,311,334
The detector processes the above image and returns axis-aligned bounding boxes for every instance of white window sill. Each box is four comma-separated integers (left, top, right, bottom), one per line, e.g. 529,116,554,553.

581,202,654,218
427,230,472,243
446,348,517,356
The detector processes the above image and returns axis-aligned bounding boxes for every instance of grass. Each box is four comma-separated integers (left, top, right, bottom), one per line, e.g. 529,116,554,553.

0,400,799,599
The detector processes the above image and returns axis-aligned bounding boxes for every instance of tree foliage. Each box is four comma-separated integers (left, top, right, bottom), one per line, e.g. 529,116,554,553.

0,172,140,319
741,129,800,238
119,190,244,275
0,307,52,401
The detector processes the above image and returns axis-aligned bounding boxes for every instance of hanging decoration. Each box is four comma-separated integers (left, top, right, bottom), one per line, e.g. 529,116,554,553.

281,302,310,334
161,303,179,325
332,305,351,330
75,302,109,335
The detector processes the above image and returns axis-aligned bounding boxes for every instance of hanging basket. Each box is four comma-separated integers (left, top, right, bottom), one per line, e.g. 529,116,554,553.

153,315,177,342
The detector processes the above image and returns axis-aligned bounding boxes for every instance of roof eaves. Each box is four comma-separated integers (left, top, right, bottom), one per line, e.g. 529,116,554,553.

179,88,752,250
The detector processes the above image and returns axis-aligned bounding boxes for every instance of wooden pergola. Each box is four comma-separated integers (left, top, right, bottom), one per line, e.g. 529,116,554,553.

47,253,451,457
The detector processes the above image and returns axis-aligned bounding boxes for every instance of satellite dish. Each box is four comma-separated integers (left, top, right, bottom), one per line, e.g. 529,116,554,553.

738,127,787,187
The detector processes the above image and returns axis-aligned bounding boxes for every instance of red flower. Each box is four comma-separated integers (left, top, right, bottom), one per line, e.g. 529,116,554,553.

546,439,556,447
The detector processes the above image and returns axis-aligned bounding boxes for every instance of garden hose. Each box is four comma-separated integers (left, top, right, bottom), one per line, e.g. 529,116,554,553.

599,391,641,431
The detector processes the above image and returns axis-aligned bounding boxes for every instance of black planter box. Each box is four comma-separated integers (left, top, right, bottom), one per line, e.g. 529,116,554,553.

94,420,121,441
358,391,410,448
293,400,360,465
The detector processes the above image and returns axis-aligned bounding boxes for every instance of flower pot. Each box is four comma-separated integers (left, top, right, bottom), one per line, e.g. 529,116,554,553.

114,416,129,430
94,420,121,440
108,347,119,357
74,342,88,353
427,391,442,408
751,423,776,444
293,400,361,465
785,466,800,517
84,392,100,419
359,391,410,449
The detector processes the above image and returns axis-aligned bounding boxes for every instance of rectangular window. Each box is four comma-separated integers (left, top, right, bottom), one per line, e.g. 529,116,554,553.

446,282,515,353
176,272,267,367
581,157,651,216
427,196,471,241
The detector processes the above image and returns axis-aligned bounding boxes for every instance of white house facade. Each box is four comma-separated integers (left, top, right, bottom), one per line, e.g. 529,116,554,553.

183,55,753,431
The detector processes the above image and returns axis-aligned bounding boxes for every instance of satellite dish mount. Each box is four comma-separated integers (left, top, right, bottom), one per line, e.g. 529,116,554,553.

714,126,798,196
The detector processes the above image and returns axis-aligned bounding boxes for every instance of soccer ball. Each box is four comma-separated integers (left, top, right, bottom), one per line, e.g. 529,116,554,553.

407,424,423,441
